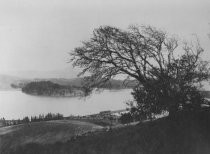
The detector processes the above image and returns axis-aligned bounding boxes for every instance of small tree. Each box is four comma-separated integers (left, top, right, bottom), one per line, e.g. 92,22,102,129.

1,117,6,126
119,113,133,124
22,116,30,123
71,25,210,117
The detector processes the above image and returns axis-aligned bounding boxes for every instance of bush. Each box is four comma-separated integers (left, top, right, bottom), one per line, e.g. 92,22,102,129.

119,113,133,124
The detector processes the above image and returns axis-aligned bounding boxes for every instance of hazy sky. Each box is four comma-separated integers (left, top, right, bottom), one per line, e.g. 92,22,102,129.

0,0,210,74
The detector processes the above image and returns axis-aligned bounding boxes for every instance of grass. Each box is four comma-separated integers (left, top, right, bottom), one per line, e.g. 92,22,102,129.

0,120,103,153
79,119,116,127
2,109,210,154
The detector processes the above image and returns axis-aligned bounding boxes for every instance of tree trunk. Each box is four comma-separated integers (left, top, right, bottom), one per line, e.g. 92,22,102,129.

168,99,179,119
168,106,178,118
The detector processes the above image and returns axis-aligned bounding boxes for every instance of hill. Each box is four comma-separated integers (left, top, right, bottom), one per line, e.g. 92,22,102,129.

4,109,210,154
0,120,103,153
47,78,137,89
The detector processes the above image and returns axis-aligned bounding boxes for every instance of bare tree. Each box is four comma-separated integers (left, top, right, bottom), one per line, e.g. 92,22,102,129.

71,25,210,117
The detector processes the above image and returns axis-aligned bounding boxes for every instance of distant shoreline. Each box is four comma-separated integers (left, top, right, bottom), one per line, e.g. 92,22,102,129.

0,88,21,91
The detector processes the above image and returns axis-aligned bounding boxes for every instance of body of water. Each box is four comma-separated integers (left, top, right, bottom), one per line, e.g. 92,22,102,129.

0,89,132,119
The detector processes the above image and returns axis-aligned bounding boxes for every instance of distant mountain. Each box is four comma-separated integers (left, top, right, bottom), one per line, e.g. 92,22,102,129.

0,71,137,91
0,67,79,90
2,68,78,79
1,73,209,93
35,78,83,87
30,78,137,89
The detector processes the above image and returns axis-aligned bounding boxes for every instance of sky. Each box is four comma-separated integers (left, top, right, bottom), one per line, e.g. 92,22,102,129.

0,0,210,77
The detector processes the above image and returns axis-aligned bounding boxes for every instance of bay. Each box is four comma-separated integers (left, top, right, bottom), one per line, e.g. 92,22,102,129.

0,89,132,119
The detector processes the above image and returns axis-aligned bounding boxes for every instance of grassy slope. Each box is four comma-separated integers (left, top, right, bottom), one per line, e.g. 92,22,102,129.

6,109,210,154
0,120,103,153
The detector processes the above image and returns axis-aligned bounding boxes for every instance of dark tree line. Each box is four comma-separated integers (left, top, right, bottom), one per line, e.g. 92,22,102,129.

0,117,30,126
30,113,63,122
0,113,64,127
22,81,74,96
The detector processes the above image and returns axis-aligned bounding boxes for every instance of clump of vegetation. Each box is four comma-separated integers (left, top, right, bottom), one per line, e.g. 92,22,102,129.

22,81,83,97
119,113,133,124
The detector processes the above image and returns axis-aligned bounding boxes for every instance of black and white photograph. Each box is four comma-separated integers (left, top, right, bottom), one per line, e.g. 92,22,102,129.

0,0,210,153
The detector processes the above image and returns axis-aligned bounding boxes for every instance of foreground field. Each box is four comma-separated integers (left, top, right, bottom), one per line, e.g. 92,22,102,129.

4,109,210,154
2,109,210,154
0,120,103,153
